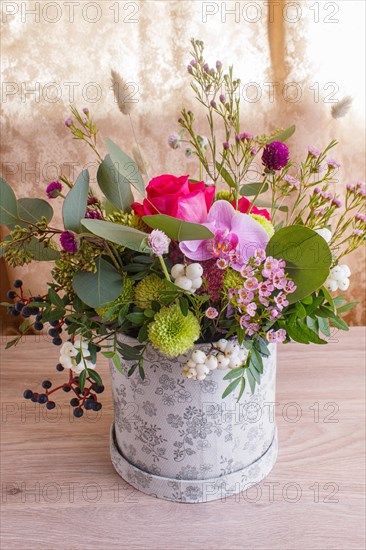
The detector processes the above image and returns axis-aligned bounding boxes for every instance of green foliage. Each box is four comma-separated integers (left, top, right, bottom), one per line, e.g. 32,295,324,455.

267,225,332,303
97,154,134,212
16,198,53,229
81,219,150,252
72,256,123,308
240,182,269,197
266,125,296,144
0,177,18,227
105,138,145,197
62,169,89,232
143,214,214,241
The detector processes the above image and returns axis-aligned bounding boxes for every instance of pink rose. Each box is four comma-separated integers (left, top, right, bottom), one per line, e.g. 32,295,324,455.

132,174,215,223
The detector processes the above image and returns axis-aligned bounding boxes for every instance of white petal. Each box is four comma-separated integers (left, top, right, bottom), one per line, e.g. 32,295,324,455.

59,355,74,370
60,342,77,357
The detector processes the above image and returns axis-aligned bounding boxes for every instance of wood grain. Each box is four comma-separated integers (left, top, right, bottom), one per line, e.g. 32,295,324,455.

1,328,365,550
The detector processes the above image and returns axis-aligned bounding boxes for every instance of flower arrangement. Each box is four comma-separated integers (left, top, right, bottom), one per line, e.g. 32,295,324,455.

1,39,365,415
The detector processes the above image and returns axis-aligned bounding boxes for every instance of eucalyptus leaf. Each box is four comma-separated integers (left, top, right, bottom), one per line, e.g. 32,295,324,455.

72,256,123,308
105,138,145,197
0,177,19,227
240,182,269,197
16,198,53,228
23,237,60,261
81,219,149,252
62,169,89,232
97,154,134,212
266,125,296,143
267,225,332,303
143,214,214,241
215,162,236,188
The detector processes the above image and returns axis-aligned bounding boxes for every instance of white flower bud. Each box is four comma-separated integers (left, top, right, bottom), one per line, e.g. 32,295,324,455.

171,264,185,280
175,276,193,291
217,353,230,369
214,339,228,352
191,350,206,364
190,277,203,290
339,264,351,277
338,277,350,291
204,355,218,370
185,263,203,280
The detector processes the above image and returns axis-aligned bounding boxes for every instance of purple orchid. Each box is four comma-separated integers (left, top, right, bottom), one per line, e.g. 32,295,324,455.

179,200,269,270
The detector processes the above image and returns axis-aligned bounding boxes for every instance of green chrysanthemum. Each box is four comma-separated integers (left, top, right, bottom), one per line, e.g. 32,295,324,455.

222,268,243,295
95,275,134,319
134,274,170,310
215,190,233,202
148,304,200,357
250,214,275,237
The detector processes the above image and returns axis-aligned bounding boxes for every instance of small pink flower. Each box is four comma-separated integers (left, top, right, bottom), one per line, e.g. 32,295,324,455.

347,183,355,192
258,281,274,297
216,258,228,270
244,277,259,291
284,280,297,294
246,323,259,336
245,302,257,317
274,292,289,310
239,315,250,329
266,330,277,343
275,329,287,342
308,146,321,158
268,307,280,320
258,295,269,307
240,265,254,278
272,273,287,290
205,307,218,319
353,229,363,237
254,248,266,261
238,289,254,304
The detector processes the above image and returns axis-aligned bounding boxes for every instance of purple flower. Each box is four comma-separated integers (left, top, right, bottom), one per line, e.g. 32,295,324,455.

223,141,230,150
87,196,98,205
82,107,89,115
216,60,222,70
179,200,269,271
346,183,355,192
60,231,79,253
148,229,170,256
219,94,226,103
327,158,340,170
245,302,257,317
262,142,289,171
243,132,254,140
250,147,258,156
46,181,62,199
353,229,363,237
332,198,342,208
308,146,321,158
168,133,181,150
85,210,101,219
65,118,73,127
358,188,366,197
210,100,217,109
283,175,300,190
276,329,287,342
356,181,365,188
355,213,366,223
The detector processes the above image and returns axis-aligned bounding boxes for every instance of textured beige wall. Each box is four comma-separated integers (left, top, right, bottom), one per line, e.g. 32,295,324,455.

1,0,365,324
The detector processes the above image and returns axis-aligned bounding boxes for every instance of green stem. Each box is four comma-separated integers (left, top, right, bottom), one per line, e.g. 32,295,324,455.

158,255,171,282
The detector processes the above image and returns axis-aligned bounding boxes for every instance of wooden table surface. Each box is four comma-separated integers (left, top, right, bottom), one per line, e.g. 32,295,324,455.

1,328,365,550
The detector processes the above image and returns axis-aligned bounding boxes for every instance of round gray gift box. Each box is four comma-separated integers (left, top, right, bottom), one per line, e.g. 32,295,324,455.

109,337,278,503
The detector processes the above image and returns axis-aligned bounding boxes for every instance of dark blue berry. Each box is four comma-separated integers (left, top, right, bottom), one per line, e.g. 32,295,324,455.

70,398,79,407
31,392,39,402
7,290,16,299
56,363,64,372
64,318,72,326
48,328,59,337
34,322,44,331
38,394,48,404
29,307,39,316
73,408,84,418
11,309,20,317
42,380,52,389
15,302,25,312
62,385,71,392
84,400,94,410
52,337,62,346
21,306,32,317
74,386,82,394
49,320,60,327
94,385,104,394
92,402,102,411
13,279,23,288
35,313,42,322
46,401,56,410
23,389,33,399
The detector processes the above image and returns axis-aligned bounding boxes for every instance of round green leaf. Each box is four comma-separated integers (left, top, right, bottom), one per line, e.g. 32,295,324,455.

17,198,53,228
72,256,123,308
266,225,332,303
0,177,19,227
62,170,89,233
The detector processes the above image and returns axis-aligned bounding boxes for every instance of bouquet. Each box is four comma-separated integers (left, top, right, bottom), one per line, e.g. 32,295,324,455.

1,39,365,416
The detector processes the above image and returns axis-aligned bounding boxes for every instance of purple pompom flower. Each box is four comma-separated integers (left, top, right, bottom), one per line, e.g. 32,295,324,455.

46,181,62,199
148,229,170,256
65,118,73,127
60,231,79,253
262,141,289,171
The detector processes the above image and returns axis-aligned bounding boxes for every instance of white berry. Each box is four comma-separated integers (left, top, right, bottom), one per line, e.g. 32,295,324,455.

171,264,185,279
228,356,243,369
217,353,230,369
214,339,228,352
191,350,206,364
224,341,240,357
195,363,209,378
325,278,338,292
190,277,203,290
338,278,350,291
186,359,197,369
186,263,203,280
204,355,218,370
339,264,351,277
330,266,345,282
175,276,192,291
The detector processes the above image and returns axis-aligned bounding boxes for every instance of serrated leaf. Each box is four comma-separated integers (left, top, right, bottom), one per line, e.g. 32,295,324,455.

97,154,134,212
142,214,214,242
105,138,145,197
81,219,149,253
62,170,89,232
